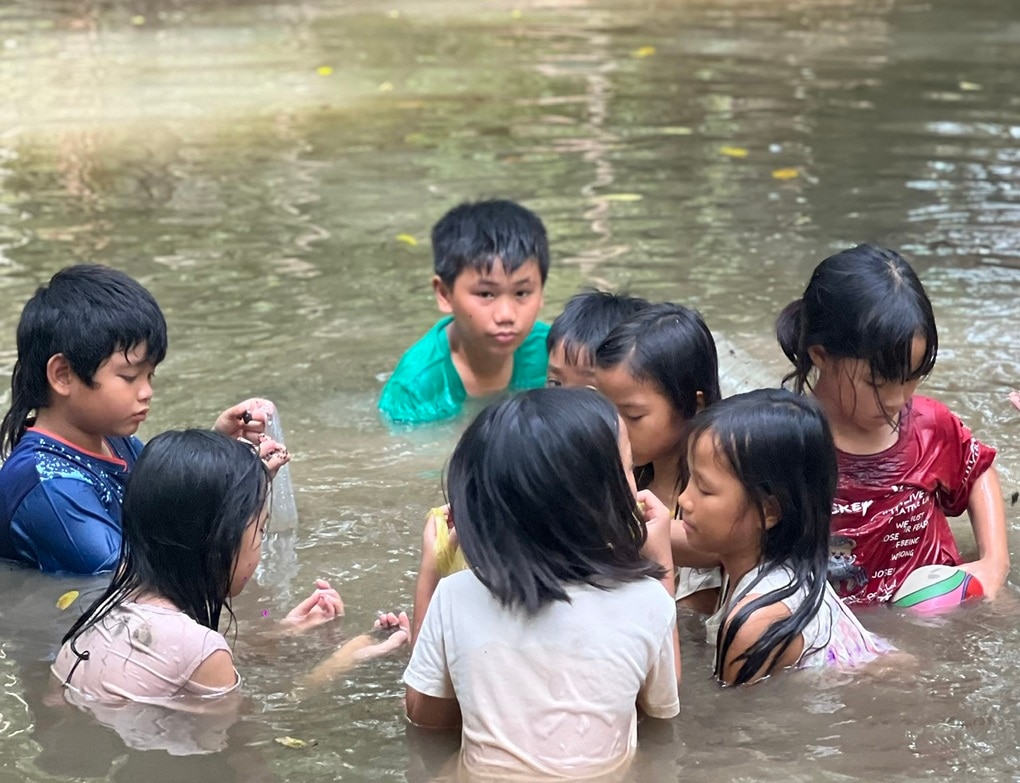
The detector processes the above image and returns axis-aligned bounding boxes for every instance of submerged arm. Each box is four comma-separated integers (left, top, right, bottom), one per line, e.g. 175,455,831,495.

959,467,1010,599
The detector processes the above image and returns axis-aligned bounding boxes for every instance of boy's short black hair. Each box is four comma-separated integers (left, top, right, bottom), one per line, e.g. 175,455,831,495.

1,264,168,456
546,289,650,365
431,199,550,288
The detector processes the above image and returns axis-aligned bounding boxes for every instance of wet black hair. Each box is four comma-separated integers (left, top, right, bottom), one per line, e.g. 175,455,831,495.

446,387,664,615
1,264,168,457
776,244,938,395
546,289,650,366
595,302,722,493
686,389,836,686
432,199,550,288
62,430,269,655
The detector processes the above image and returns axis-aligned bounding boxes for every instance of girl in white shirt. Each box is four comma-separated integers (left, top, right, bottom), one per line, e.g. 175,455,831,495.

403,387,680,781
678,389,890,686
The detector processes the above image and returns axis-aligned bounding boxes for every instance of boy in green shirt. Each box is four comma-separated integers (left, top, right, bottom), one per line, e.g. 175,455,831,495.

379,200,550,424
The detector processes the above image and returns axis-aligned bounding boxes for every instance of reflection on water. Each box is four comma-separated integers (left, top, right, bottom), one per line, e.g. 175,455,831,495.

0,0,1018,780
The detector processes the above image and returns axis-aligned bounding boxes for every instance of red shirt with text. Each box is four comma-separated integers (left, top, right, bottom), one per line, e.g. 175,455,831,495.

828,396,996,606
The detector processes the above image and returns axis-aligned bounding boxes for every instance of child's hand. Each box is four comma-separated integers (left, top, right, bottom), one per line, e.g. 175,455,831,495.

282,579,345,631
1009,390,1020,413
214,398,273,442
636,490,672,539
636,490,676,596
257,436,291,478
958,558,1009,600
372,610,411,655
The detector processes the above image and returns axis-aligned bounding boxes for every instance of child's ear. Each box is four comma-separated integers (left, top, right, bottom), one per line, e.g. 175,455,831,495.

46,354,74,398
432,275,454,314
695,390,706,412
763,496,781,530
806,344,828,370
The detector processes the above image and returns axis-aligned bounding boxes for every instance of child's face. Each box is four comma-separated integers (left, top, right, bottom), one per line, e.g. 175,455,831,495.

229,506,268,597
65,342,155,438
595,364,685,467
546,343,595,388
677,432,763,559
434,259,544,357
810,334,926,432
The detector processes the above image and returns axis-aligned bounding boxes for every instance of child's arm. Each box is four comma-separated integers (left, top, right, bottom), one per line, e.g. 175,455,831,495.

300,612,410,688
12,480,121,574
636,490,682,683
190,650,239,690
406,687,462,730
636,490,676,597
959,467,1010,599
411,510,445,647
718,597,801,686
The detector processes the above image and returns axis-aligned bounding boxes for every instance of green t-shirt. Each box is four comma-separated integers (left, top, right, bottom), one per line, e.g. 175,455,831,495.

378,317,550,425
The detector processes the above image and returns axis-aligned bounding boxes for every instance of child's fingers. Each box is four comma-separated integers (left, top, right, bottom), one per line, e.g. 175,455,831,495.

635,489,670,521
316,591,344,616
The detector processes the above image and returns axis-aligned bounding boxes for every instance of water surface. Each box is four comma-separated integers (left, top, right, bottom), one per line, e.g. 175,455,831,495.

0,0,1018,781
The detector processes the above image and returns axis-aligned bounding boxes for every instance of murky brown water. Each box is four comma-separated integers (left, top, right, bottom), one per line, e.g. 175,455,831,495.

0,0,1018,780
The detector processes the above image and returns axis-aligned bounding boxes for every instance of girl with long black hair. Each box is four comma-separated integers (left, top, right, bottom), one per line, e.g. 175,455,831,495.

680,389,889,686
52,429,405,702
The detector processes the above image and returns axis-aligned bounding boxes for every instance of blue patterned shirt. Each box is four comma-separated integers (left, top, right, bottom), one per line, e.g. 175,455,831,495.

0,428,143,574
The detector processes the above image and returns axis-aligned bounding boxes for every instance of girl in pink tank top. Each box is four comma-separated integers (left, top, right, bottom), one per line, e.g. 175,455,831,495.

52,429,407,705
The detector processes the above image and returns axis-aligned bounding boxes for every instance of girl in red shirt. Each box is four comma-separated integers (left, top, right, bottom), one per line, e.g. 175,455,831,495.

776,244,1008,606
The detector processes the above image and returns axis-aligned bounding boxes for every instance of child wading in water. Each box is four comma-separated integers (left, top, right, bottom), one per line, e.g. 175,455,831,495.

52,430,405,705
595,302,724,613
777,244,1008,605
682,389,889,685
403,388,679,780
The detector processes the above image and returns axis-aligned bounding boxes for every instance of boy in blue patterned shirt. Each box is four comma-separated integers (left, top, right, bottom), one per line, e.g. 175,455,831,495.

0,265,278,574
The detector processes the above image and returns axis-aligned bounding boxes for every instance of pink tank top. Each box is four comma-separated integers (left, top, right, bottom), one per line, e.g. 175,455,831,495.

51,602,237,703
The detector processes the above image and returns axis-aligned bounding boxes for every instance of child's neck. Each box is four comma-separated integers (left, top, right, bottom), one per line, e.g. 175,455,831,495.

647,460,681,513
446,322,515,397
814,394,900,455
33,408,112,458
719,549,763,598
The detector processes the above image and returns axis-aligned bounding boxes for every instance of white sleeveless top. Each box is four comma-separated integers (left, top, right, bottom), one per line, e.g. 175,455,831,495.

707,564,890,670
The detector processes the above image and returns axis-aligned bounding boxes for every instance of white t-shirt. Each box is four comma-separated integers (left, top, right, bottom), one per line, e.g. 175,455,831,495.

404,570,679,780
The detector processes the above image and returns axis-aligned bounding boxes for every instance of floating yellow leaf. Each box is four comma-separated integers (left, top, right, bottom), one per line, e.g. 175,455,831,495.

387,9,401,18
719,146,749,158
511,9,523,19
130,15,145,26
316,66,333,77
378,82,394,92
396,233,418,246
275,736,316,749
958,81,982,91
56,590,79,611
598,193,643,202
631,46,656,59
771,168,800,180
